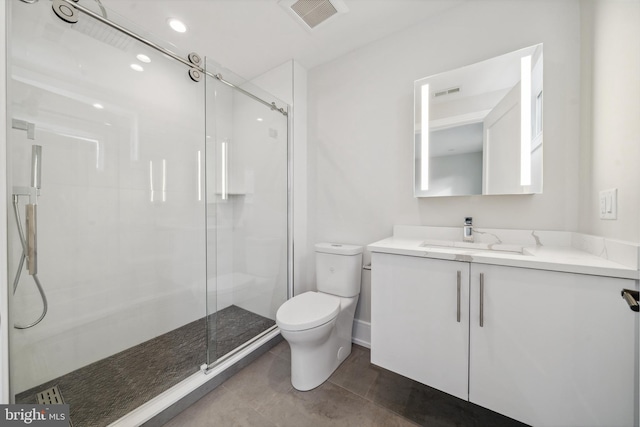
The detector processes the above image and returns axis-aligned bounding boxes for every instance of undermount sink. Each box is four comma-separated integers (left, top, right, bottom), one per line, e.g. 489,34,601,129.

419,239,526,255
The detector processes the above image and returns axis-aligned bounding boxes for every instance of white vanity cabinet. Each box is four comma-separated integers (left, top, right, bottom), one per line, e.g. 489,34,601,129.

371,252,470,400
371,252,637,426
468,264,636,427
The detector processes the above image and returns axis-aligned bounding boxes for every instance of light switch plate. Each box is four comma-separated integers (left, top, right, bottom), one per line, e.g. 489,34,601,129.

599,188,617,220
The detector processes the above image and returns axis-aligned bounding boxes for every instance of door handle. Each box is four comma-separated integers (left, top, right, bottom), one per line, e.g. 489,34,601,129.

456,271,461,323
621,289,639,312
479,273,484,327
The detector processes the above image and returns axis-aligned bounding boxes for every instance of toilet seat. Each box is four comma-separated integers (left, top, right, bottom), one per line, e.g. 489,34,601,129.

276,291,340,332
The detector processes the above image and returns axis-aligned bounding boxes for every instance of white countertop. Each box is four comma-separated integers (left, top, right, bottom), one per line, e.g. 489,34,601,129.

368,227,640,280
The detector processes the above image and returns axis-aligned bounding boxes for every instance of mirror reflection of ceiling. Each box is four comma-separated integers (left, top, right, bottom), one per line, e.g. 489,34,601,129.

428,53,521,111
415,45,537,128
430,123,483,158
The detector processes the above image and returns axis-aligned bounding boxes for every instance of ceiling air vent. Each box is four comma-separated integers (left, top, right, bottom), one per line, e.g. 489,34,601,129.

434,87,461,98
280,0,349,30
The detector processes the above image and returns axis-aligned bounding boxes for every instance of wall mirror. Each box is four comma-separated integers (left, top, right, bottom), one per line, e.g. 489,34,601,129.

414,44,543,197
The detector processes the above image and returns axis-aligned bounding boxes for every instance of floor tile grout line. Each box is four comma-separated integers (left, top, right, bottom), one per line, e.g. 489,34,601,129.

327,350,425,424
369,399,422,426
362,380,375,403
327,380,376,407
268,349,289,362
247,402,277,427
249,386,297,427
310,380,419,426
220,353,295,418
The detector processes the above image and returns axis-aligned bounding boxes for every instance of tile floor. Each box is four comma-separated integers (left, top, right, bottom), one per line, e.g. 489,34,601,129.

163,341,528,426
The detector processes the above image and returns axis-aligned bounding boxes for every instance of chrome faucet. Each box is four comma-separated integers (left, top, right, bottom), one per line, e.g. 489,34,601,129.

463,217,474,242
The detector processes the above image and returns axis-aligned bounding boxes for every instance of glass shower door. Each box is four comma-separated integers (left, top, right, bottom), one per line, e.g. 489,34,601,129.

7,1,207,425
205,58,289,365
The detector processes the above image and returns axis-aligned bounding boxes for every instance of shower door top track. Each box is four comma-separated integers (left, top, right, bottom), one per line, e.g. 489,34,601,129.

51,0,289,116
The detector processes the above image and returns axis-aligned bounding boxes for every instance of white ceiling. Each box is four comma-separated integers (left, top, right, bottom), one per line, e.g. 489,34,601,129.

103,0,464,79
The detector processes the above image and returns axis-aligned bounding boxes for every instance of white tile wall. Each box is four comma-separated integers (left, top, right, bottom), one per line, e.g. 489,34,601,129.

8,1,208,392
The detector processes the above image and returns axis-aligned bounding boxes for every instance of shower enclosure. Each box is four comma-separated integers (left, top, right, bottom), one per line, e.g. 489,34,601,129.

5,0,290,425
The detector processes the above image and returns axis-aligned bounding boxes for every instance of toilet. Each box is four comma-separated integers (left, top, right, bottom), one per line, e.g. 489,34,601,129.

276,243,363,391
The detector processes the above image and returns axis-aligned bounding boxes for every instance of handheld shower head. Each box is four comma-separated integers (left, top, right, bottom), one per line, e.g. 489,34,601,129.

31,145,42,190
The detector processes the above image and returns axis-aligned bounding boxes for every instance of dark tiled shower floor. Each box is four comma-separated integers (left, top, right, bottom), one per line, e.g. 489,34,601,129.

16,305,275,427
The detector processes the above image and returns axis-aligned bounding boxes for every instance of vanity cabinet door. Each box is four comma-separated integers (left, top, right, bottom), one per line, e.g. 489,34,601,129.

371,252,470,400
469,264,636,427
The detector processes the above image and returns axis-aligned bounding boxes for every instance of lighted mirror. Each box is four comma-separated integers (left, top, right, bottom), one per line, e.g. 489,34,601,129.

414,44,543,197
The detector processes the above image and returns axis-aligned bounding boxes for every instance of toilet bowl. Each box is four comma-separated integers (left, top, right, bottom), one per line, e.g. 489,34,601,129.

276,243,363,391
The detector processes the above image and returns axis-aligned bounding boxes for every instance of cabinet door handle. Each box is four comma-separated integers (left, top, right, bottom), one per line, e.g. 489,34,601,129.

456,271,461,323
479,273,484,327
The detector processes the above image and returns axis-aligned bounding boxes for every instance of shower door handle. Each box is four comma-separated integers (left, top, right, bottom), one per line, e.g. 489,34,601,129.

221,140,229,200
26,204,37,275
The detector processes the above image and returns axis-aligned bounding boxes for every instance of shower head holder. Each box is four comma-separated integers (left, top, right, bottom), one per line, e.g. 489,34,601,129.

13,187,40,205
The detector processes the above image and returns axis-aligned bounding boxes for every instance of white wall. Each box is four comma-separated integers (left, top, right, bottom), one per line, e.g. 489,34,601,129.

578,1,640,241
308,1,582,323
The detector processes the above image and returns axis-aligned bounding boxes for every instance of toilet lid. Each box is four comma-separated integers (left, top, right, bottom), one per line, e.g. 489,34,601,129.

276,291,340,332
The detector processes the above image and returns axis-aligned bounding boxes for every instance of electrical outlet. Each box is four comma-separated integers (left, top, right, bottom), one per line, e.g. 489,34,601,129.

599,188,617,220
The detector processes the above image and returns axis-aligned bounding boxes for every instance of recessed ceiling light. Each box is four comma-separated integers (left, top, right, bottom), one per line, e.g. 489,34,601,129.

257,118,264,122
93,103,104,109
168,18,187,33
130,64,144,72
136,54,151,63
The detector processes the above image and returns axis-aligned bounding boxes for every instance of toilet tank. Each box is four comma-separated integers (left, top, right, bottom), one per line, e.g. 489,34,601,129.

315,243,363,297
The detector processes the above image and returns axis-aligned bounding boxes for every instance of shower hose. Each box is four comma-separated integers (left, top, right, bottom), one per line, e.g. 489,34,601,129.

12,195,48,329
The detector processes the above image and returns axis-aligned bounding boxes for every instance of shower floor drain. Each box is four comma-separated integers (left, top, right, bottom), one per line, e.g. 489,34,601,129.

37,385,64,405
36,385,73,426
